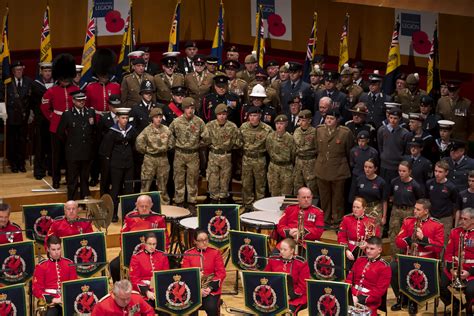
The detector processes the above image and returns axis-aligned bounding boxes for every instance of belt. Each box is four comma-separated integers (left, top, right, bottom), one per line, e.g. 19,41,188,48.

394,205,412,210
297,155,315,160
210,148,231,155
45,289,60,295
53,110,64,115
244,151,265,158
455,257,474,264
271,160,292,166
354,285,370,294
147,152,167,157
349,240,362,246
417,251,433,256
176,147,198,154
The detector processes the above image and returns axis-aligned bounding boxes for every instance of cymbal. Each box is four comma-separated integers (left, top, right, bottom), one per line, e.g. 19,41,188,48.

75,198,102,204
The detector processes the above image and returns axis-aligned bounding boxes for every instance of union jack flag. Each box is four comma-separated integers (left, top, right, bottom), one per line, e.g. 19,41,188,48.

303,12,318,82
79,5,96,86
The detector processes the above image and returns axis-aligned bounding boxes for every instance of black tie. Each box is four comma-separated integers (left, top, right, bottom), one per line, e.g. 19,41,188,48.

291,82,296,90
17,80,21,90
291,115,295,125
372,94,376,103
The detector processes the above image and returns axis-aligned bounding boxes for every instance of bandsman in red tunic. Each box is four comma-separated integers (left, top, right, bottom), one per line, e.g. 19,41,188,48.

181,230,226,316
346,236,391,315
0,203,23,244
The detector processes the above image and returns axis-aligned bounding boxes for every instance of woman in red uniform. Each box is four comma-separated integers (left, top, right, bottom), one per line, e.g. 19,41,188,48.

264,238,310,315
181,229,226,316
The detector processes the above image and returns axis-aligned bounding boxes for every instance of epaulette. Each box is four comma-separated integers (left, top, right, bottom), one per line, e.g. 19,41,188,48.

315,124,325,129
38,257,48,264
380,258,390,266
344,120,354,126
430,217,442,223
294,255,306,263
122,73,132,79
338,125,351,133
236,78,247,85
11,222,21,229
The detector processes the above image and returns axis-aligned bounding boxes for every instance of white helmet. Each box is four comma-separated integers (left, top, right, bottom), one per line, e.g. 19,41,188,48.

249,84,267,98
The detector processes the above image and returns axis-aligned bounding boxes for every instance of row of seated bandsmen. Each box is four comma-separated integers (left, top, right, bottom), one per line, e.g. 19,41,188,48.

0,187,473,315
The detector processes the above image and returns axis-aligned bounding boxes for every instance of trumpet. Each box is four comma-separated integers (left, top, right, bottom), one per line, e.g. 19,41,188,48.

452,232,466,290
356,220,376,258
295,208,305,255
408,218,421,256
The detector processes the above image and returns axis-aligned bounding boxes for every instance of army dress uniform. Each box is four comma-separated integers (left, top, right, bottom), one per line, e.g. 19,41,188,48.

395,88,427,114
85,80,120,119
154,72,185,104
32,257,78,300
184,69,214,106
276,204,325,246
228,77,248,106
338,214,381,260
121,72,154,108
46,217,93,245
436,96,473,140
129,249,169,294
0,221,23,244
202,90,241,125
91,292,154,316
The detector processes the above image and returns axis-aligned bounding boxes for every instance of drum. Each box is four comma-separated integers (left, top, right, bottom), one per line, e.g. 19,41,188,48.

252,196,286,212
240,211,283,231
348,304,371,316
179,216,198,249
161,206,191,253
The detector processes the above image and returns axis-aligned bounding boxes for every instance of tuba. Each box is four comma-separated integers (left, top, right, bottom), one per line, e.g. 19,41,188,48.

295,208,305,255
452,232,467,290
407,218,421,256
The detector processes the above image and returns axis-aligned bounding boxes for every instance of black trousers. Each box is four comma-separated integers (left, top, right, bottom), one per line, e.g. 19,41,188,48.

6,123,27,169
189,294,220,316
110,166,134,216
99,157,111,195
45,305,62,316
51,133,65,185
109,255,121,283
33,119,51,177
440,272,474,307
66,160,91,200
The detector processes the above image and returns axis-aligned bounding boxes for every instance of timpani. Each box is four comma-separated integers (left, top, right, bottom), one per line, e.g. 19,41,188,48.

179,216,198,249
252,196,298,212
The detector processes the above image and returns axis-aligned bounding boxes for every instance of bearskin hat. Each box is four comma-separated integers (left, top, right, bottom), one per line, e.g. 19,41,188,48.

52,53,76,81
92,48,117,77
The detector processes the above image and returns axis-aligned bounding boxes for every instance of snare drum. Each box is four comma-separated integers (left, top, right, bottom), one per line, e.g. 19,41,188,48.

179,217,198,249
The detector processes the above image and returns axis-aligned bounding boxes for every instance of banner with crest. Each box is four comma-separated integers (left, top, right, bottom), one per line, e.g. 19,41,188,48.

230,230,268,270
154,267,201,315
0,240,35,285
121,228,166,269
398,254,440,305
22,203,64,242
0,283,27,316
62,232,107,278
198,204,240,249
62,276,109,316
306,241,346,281
307,280,350,316
242,271,289,315
119,191,162,221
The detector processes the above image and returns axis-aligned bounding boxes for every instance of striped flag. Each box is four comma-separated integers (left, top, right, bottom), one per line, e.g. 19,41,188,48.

381,17,401,95
252,4,265,68
80,4,96,86
338,13,349,72
117,1,135,76
303,12,318,82
0,7,11,84
168,0,181,52
40,6,52,63
211,0,224,64
427,21,440,96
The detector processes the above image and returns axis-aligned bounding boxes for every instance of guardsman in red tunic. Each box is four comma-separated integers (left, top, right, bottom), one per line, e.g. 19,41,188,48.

264,238,310,314
91,280,154,316
45,201,93,247
33,235,78,316
129,232,169,301
181,230,226,316
440,207,474,315
346,237,391,315
0,203,23,244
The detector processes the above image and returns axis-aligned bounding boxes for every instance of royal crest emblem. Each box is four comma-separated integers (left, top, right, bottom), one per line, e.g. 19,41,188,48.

314,248,336,280
74,240,98,273
238,238,258,269
0,293,17,316
407,262,428,296
317,287,341,316
73,285,99,316
165,275,192,310
208,210,230,242
33,209,53,241
252,277,278,313
1,249,26,282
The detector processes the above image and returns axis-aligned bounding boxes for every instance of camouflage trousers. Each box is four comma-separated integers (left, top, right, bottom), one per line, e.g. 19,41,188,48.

293,157,318,196
242,155,266,207
389,205,413,256
173,151,199,204
207,152,232,200
140,154,170,204
267,162,293,197
365,201,383,228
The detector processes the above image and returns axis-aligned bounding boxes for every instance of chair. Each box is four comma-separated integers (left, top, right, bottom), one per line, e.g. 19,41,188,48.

119,191,162,222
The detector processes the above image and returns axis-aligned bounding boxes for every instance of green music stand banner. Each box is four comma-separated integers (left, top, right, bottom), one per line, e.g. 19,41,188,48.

62,232,107,278
0,283,27,316
119,191,162,222
22,203,64,241
0,240,35,285
307,280,351,316
197,204,240,249
154,267,201,315
61,277,109,316
306,241,346,281
121,228,166,269
242,271,289,315
398,254,440,305
229,230,268,270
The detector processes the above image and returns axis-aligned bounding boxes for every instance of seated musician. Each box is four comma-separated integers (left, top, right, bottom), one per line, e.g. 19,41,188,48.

390,198,443,314
440,207,474,315
0,203,23,244
181,229,226,316
264,238,310,315
91,279,154,316
32,235,78,316
129,232,169,302
337,197,381,269
276,187,324,249
346,236,391,315
109,194,169,282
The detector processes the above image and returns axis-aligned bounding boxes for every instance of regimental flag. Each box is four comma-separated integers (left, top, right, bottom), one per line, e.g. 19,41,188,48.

0,240,35,285
307,280,351,316
117,0,135,76
119,191,162,221
197,204,240,249
154,268,202,315
80,4,97,86
62,232,107,278
168,0,181,52
306,241,346,281
303,12,318,82
62,277,109,316
40,5,52,63
382,16,401,96
211,0,224,65
229,230,268,271
398,254,440,305
121,228,166,269
22,203,64,242
338,13,349,72
0,7,11,84
253,4,265,68
242,271,289,315
0,284,27,316
427,21,441,97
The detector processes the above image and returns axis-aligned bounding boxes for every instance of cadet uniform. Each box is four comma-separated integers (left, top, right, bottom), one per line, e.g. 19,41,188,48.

0,221,23,244
129,249,169,294
402,153,432,195
276,204,325,243
426,177,458,241
241,103,276,128
91,292,154,316
184,55,214,106
354,175,389,221
345,103,376,145
443,152,474,191
154,56,185,104
121,61,154,108
236,54,257,84
457,188,474,210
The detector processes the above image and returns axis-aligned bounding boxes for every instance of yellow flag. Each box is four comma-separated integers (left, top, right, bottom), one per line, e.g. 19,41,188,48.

40,6,52,63
338,13,349,72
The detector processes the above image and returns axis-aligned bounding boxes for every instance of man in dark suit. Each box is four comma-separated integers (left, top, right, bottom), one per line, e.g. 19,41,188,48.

139,46,160,76
314,71,348,121
352,61,369,92
178,41,198,74
359,71,392,128
287,94,302,134
279,61,313,114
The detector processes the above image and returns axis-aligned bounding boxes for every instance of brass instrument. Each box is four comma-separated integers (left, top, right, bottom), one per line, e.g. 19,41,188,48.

452,232,466,290
408,218,421,256
201,273,215,288
295,208,305,255
356,220,376,258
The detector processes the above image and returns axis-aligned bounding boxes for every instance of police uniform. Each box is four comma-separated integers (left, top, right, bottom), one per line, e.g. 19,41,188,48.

276,204,325,243
184,55,214,106
129,249,169,294
121,71,154,108
338,214,381,259
0,221,22,244
91,292,154,316
354,175,389,221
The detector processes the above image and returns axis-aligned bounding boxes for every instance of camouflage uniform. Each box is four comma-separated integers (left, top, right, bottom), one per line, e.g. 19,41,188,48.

135,123,174,204
265,130,295,196
293,124,318,195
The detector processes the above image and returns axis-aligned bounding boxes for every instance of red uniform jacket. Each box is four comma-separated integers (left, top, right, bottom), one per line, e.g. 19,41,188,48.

45,218,93,247
32,257,78,299
91,292,154,316
0,221,23,244
121,210,169,248
346,256,391,315
338,214,381,252
264,255,310,307
444,227,474,281
41,84,80,133
129,250,169,293
277,205,325,241
85,81,121,118
395,216,444,258
181,247,226,295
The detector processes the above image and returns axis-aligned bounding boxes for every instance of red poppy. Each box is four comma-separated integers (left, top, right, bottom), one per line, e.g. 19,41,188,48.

105,10,125,33
267,13,286,37
412,31,431,55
